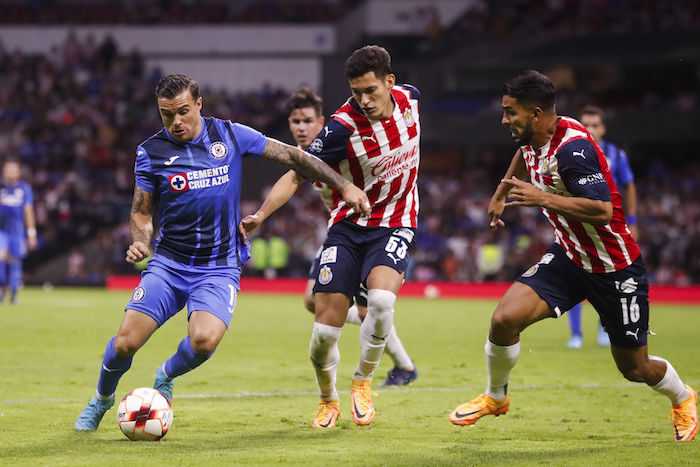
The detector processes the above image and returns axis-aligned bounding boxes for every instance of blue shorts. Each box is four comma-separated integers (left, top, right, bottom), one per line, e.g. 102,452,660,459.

312,221,416,301
517,243,650,348
0,231,27,259
125,254,241,329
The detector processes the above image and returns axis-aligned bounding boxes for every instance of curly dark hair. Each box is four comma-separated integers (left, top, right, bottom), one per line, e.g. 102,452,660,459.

344,45,392,80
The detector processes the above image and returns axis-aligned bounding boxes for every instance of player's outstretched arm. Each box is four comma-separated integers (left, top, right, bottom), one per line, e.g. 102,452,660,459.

260,139,370,217
127,186,156,263
489,149,527,229
239,170,303,245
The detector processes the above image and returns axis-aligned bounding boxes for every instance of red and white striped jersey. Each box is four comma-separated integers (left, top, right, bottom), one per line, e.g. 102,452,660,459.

306,84,421,229
520,116,640,273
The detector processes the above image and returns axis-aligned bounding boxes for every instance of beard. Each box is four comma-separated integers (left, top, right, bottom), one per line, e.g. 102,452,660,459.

514,122,535,145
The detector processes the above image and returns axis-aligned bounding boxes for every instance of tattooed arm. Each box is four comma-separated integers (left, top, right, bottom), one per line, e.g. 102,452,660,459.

260,139,370,217
126,186,156,263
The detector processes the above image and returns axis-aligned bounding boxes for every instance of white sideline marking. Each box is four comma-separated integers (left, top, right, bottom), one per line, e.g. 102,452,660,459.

0,382,640,405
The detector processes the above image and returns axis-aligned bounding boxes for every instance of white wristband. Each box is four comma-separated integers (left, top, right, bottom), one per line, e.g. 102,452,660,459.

27,228,37,238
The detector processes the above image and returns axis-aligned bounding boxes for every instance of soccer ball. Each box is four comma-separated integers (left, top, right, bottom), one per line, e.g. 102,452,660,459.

117,388,173,441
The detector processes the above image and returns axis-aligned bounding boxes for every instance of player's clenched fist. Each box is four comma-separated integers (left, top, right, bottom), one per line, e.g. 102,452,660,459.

125,241,150,263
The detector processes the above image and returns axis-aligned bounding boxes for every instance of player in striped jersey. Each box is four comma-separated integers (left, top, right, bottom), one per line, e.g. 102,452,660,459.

302,45,420,428
239,87,418,390
566,106,640,349
450,70,697,442
75,74,369,431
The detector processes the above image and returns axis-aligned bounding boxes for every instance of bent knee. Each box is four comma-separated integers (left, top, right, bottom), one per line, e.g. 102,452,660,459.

113,335,142,356
189,332,221,355
620,367,646,383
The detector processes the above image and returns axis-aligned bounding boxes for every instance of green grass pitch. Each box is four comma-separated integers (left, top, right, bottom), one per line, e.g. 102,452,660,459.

1,287,698,465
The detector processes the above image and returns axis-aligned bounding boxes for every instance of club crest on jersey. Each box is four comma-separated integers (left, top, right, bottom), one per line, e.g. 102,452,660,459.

403,108,415,127
541,157,551,176
132,286,146,302
209,141,228,159
308,138,323,154
169,173,189,192
318,265,333,285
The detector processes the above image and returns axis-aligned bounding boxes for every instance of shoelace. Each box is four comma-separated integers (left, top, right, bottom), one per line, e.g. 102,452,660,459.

315,404,338,421
353,387,380,410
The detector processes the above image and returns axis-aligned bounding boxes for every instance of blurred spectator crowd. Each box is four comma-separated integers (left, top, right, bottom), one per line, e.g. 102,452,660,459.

0,0,352,25
1,31,699,287
0,33,290,282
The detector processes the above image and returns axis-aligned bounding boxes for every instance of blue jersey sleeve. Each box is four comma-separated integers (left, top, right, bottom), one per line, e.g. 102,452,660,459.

23,183,33,206
613,147,634,185
134,145,156,193
305,119,353,167
230,122,269,159
557,139,611,202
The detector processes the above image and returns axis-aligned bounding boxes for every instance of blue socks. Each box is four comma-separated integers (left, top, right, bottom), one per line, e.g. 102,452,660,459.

164,336,215,379
8,261,22,293
97,336,133,397
567,302,583,337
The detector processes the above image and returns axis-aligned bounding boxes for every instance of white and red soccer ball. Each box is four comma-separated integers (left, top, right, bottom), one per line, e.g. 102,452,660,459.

117,388,173,441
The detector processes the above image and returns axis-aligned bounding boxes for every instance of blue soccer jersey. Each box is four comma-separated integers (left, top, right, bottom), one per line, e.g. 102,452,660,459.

0,181,33,237
599,140,634,188
135,116,268,268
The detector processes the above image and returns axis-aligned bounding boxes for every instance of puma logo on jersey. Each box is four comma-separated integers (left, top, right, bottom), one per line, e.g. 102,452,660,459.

626,328,640,339
323,126,333,137
573,149,586,158
361,135,377,143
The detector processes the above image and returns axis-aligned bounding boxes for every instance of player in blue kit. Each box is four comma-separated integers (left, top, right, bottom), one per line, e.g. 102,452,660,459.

0,159,38,304
565,106,640,348
75,74,369,431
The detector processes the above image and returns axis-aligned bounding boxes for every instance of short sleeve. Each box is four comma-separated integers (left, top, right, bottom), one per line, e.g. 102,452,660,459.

557,139,611,202
305,119,353,167
134,145,156,193
230,122,269,158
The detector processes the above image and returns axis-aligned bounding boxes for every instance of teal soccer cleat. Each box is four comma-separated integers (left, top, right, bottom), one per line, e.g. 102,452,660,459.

154,364,174,402
74,395,115,430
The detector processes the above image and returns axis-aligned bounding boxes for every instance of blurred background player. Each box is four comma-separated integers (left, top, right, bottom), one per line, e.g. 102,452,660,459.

565,105,640,349
75,74,369,431
449,70,697,442
0,159,38,304
239,87,418,387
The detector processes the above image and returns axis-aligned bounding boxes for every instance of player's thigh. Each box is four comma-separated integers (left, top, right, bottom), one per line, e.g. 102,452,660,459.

312,226,363,301
490,282,553,341
362,227,416,294
115,309,160,355
187,269,240,331
516,245,587,318
0,232,8,260
187,310,228,352
586,256,650,348
8,235,27,258
314,291,352,327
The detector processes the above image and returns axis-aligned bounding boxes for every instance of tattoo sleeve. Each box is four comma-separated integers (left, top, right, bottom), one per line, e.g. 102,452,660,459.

261,139,350,191
130,186,156,244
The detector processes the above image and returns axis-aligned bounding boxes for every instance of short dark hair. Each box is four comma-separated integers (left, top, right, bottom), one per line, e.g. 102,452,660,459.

155,74,200,101
344,45,393,80
580,105,606,124
286,87,323,117
503,70,555,111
